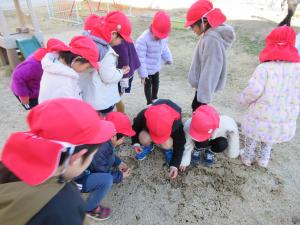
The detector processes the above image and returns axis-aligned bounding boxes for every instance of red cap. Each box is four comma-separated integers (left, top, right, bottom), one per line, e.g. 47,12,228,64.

185,0,226,28
189,105,220,142
33,39,67,61
1,98,116,186
145,104,180,144
91,11,132,43
68,36,100,69
151,10,171,39
105,112,136,137
259,25,300,63
84,14,101,31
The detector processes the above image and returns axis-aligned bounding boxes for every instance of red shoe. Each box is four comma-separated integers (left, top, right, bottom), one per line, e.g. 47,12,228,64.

86,205,111,221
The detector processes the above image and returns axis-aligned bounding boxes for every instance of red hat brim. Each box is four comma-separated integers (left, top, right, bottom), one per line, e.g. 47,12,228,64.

189,126,213,142
119,33,133,43
87,120,116,144
151,25,170,39
119,128,136,137
149,130,171,144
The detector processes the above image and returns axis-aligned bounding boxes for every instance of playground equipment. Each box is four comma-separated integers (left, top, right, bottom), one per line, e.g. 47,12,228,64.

0,0,43,70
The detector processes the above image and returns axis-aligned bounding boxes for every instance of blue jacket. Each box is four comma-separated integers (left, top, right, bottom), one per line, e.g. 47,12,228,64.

76,141,123,183
135,29,173,78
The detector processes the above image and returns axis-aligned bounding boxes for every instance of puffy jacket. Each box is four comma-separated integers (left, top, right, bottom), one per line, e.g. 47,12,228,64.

79,46,123,110
38,53,82,103
135,29,173,78
10,55,43,99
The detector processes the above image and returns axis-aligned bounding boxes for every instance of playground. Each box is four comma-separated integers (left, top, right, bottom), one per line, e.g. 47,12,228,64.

0,1,300,225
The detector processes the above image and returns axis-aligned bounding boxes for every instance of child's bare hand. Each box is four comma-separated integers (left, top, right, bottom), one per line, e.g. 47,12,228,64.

118,162,129,172
179,165,187,172
122,66,130,75
169,166,178,179
122,168,131,178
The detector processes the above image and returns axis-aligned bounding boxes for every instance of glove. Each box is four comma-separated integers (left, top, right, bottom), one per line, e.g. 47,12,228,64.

120,78,129,93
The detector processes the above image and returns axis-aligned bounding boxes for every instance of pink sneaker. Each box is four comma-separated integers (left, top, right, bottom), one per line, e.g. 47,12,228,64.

86,205,111,221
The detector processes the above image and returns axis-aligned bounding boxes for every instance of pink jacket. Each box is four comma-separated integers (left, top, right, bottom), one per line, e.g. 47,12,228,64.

239,61,300,144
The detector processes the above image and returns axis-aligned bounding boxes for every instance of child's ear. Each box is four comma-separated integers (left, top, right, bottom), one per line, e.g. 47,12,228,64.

69,149,88,165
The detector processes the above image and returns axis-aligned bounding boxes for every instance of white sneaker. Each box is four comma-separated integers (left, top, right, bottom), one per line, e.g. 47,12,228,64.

256,147,272,168
240,148,255,166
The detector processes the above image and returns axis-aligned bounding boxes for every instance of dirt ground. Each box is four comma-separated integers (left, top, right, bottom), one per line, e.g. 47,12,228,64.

0,3,300,225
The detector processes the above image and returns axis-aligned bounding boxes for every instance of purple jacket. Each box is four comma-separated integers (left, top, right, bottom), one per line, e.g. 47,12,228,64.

10,55,43,98
113,41,141,78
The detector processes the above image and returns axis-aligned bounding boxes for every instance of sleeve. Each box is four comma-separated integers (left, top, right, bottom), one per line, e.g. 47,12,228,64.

238,65,267,106
131,109,147,145
161,40,173,63
90,144,111,173
197,38,223,103
170,123,186,168
99,53,123,84
113,154,122,167
135,36,148,78
180,119,195,167
12,64,36,97
112,170,123,183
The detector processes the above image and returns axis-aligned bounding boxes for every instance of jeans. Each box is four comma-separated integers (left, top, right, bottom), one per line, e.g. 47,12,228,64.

144,72,159,105
76,173,113,212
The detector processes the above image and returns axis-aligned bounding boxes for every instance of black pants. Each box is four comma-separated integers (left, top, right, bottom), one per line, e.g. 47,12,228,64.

192,91,206,112
144,72,159,105
15,95,38,110
195,137,228,153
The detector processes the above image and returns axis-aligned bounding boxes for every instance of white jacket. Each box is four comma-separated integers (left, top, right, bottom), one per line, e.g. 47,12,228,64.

180,115,240,167
39,53,82,103
79,47,123,110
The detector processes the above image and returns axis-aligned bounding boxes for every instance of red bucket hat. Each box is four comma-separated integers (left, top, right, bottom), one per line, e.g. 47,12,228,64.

259,25,300,63
145,104,180,144
1,98,116,186
189,105,220,142
91,11,132,43
151,10,171,39
185,0,226,28
105,112,136,137
84,14,101,31
33,38,67,61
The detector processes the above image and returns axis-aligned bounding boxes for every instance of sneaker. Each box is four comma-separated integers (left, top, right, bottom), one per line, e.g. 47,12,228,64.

163,149,173,165
191,147,204,166
86,205,111,221
240,148,255,167
203,149,214,167
256,146,272,168
135,144,154,161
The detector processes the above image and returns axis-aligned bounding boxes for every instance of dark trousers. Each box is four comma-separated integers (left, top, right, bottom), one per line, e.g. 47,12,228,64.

15,95,38,110
195,137,228,153
144,72,159,105
191,91,206,112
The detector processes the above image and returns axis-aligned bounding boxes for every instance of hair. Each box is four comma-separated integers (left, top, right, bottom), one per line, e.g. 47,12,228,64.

116,133,124,140
58,51,89,66
192,17,211,31
0,143,100,184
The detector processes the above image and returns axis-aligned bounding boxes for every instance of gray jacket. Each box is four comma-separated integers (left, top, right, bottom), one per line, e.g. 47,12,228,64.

188,24,235,103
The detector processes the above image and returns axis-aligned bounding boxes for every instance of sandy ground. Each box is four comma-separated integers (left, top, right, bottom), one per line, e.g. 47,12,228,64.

0,2,300,225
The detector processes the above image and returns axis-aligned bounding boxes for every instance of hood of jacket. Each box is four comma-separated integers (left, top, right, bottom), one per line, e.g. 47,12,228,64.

42,53,79,80
204,24,235,49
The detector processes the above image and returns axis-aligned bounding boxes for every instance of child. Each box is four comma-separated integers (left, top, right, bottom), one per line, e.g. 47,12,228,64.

185,0,235,111
10,47,48,110
131,99,186,179
38,36,99,103
79,11,132,115
113,40,141,113
239,25,300,168
0,98,116,225
135,10,173,105
75,112,135,221
179,105,240,171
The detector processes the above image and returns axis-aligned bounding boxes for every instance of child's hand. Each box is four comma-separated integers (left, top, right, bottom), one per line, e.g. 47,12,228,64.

122,168,131,178
122,66,130,75
179,165,187,172
118,162,129,172
19,96,29,105
169,166,178,179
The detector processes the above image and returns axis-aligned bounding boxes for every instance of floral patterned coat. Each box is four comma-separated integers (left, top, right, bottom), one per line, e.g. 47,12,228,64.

239,61,300,144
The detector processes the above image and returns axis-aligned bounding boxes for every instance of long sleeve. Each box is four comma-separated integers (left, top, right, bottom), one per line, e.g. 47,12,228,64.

170,123,186,168
197,38,223,103
180,119,195,167
131,109,147,145
135,36,148,78
238,65,267,106
112,171,123,183
161,40,173,63
99,53,123,84
113,42,129,70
